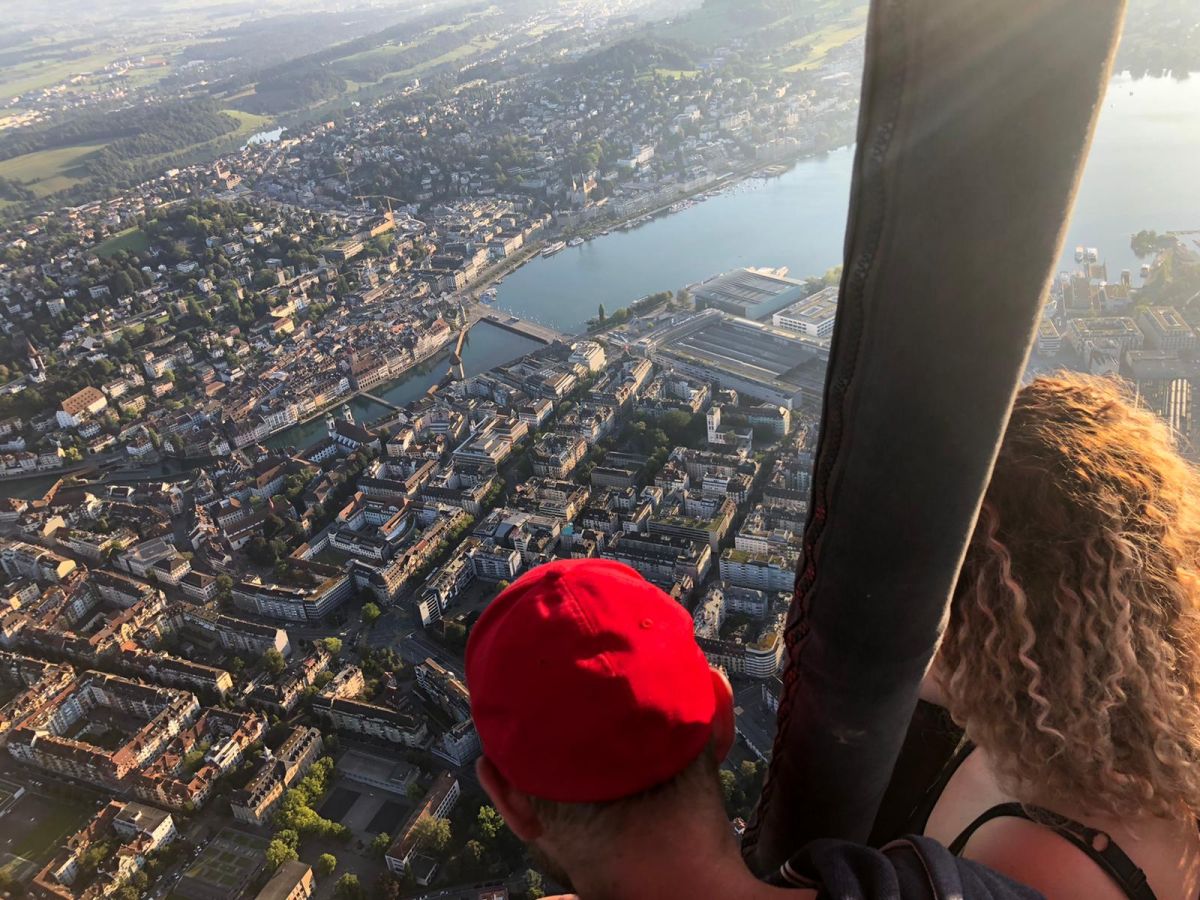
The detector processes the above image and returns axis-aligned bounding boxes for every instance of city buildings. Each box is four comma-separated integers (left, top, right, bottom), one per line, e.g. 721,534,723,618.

254,861,315,900
1121,351,1200,448
230,726,323,825
230,564,353,623
771,286,839,340
0,15,863,895
385,773,461,876
32,800,176,899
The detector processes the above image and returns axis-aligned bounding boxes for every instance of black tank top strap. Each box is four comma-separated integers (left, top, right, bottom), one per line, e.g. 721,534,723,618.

949,802,1157,900
905,738,976,835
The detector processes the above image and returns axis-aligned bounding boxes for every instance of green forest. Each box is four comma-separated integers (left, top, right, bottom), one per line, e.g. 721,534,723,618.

0,99,238,166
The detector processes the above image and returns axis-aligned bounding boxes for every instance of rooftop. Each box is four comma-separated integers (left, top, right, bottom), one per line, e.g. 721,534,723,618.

693,268,808,320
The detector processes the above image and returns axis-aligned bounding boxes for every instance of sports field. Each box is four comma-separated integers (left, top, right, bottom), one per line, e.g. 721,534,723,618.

0,790,92,884
176,829,269,897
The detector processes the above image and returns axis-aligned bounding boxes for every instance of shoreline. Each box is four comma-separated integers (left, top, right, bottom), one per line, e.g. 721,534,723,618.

8,148,843,489
461,145,847,305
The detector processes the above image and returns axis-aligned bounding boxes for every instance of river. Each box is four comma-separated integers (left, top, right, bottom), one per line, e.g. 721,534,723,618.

261,321,544,452
3,74,1197,499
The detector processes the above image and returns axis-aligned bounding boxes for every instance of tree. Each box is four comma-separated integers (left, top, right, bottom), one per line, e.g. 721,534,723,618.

476,805,505,841
263,649,286,675
0,868,23,897
320,637,343,656
462,839,486,871
1132,229,1175,259
362,602,382,625
317,853,338,877
443,621,467,649
275,829,300,851
524,869,545,900
374,874,405,900
597,302,606,323
265,837,298,872
411,815,452,854
719,769,736,806
334,873,363,900
369,831,392,858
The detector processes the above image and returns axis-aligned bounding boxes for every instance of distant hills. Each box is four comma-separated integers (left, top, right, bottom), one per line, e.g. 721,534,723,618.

656,0,863,50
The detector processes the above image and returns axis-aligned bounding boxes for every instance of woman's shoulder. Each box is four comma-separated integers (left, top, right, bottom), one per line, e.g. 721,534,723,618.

959,815,1131,900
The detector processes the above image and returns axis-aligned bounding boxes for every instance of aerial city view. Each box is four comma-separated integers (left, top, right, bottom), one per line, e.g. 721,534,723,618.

0,0,1198,898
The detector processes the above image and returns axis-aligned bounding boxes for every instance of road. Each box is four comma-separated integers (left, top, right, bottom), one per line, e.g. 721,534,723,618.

367,608,465,678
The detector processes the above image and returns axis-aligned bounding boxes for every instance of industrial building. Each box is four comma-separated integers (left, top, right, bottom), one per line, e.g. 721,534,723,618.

692,268,809,320
638,310,828,410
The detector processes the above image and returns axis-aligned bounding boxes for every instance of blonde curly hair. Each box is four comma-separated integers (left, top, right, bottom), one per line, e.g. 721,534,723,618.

940,372,1200,820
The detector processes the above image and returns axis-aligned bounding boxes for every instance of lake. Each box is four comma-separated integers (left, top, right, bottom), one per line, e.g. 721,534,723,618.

493,72,1200,333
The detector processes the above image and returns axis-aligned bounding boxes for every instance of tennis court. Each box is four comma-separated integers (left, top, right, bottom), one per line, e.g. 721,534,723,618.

176,829,268,898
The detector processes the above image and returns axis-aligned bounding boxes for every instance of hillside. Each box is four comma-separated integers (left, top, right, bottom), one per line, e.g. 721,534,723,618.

654,0,867,63
1118,0,1200,75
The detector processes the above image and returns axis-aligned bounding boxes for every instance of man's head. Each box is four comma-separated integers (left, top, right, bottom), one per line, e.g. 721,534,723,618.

465,559,735,883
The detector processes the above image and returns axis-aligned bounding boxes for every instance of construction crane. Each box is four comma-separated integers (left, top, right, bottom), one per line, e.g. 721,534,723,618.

334,160,352,196
353,194,407,220
352,195,407,240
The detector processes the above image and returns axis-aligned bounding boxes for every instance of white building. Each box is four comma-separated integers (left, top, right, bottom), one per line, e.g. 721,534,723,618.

568,341,607,373
719,550,794,592
772,286,839,339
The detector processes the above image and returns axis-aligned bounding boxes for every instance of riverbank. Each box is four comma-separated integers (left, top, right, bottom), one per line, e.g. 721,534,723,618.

560,149,834,249
251,328,461,452
463,146,843,307
264,321,545,451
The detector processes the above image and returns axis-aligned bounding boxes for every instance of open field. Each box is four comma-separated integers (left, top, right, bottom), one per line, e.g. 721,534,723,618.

147,108,272,166
0,50,120,100
334,17,479,69
656,0,864,55
0,142,107,197
0,34,191,102
0,107,268,205
395,35,500,79
783,6,869,72
95,227,151,258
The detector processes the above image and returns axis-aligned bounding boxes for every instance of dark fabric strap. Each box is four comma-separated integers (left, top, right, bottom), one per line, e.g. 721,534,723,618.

949,802,1156,900
770,834,1045,899
743,0,1129,873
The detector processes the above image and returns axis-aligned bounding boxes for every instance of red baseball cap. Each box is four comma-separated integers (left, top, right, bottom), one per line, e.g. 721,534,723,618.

466,558,731,803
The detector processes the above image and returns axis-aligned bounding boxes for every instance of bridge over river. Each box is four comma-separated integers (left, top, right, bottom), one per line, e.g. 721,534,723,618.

464,303,571,345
